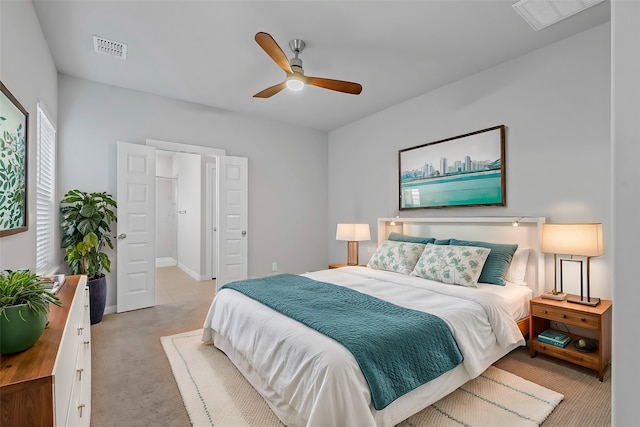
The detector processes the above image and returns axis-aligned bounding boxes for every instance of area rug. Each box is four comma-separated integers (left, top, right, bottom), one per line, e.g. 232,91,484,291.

161,329,563,427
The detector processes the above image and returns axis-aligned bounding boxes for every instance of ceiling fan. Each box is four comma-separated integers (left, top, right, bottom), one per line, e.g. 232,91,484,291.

253,32,363,98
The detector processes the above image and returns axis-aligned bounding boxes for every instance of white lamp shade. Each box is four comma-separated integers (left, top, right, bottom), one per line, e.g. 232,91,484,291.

336,223,371,242
541,223,604,257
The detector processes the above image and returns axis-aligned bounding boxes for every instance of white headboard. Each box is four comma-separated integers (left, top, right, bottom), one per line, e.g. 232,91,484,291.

377,217,546,296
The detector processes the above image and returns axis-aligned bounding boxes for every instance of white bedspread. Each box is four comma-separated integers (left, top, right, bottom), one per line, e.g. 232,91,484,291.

202,267,527,427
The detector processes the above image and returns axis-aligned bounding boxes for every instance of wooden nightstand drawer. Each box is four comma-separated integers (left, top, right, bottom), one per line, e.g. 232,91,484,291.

531,303,599,330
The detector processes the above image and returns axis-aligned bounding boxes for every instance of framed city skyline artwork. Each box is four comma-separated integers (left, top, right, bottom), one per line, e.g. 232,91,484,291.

399,125,506,210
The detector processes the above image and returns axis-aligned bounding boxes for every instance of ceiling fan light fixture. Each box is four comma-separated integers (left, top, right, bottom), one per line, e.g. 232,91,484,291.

286,76,304,91
253,32,362,98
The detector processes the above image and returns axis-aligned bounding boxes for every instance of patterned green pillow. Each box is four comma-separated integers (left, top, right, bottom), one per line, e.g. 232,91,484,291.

366,240,426,275
410,244,491,287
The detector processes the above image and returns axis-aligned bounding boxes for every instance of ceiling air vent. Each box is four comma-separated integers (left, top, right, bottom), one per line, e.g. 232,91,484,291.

93,35,128,59
512,0,604,31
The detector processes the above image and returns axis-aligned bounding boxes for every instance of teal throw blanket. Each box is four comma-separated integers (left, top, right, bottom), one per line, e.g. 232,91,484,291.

221,274,463,410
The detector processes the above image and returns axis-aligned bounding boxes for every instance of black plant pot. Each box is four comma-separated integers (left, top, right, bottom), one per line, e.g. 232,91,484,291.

88,275,107,325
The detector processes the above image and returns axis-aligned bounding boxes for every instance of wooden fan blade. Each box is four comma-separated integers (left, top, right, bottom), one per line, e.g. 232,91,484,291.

255,32,292,73
253,81,288,98
304,76,362,95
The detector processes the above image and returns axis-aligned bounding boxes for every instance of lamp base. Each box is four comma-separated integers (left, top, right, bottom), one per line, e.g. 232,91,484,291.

566,294,601,307
346,241,359,266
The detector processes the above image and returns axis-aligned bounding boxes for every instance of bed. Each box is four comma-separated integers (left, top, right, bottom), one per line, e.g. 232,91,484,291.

202,216,545,427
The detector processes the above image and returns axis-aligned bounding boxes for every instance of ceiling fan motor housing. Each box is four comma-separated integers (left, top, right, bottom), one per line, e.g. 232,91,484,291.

289,39,305,73
290,59,303,73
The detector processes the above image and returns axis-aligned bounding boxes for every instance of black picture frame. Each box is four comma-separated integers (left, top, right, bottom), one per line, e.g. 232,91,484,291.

0,81,29,237
399,125,506,210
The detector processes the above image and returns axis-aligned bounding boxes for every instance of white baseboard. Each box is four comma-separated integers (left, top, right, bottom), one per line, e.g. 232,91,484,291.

156,257,177,267
177,263,209,281
104,305,117,315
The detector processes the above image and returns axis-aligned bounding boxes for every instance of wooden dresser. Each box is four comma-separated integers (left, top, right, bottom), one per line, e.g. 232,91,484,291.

0,275,91,426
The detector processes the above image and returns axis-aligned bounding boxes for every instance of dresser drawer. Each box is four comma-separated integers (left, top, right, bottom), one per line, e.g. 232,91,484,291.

65,339,90,427
53,281,86,426
531,303,599,330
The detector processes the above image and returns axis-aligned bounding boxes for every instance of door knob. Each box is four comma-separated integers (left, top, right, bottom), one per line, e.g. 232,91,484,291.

242,230,247,236
118,233,127,240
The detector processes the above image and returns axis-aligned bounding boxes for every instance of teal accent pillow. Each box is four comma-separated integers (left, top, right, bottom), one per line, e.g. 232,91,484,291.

449,239,518,286
434,238,451,245
388,232,435,245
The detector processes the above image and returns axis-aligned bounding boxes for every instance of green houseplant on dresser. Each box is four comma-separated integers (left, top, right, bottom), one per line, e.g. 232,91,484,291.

0,270,61,354
60,189,117,324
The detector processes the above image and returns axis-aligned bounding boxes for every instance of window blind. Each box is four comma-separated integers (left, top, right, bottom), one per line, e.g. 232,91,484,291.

36,103,56,274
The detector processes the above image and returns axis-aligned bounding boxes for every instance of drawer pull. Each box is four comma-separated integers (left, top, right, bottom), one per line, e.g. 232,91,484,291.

77,327,84,335
541,310,547,314
581,317,586,322
78,403,85,417
84,340,90,345
561,314,567,319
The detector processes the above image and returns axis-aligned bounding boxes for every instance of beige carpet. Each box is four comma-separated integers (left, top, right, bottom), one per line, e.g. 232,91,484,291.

162,329,564,427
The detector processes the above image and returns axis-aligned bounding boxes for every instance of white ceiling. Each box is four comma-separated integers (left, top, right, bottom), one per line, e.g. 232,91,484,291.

32,1,610,132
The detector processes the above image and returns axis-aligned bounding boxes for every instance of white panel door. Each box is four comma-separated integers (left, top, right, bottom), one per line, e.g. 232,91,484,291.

217,156,248,289
117,142,156,312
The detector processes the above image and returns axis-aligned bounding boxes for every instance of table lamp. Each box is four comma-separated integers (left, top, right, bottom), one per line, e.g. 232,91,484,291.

336,224,371,266
541,223,603,306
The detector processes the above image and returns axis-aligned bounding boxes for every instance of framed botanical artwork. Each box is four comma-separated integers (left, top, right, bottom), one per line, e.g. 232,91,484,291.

399,125,505,210
0,81,29,237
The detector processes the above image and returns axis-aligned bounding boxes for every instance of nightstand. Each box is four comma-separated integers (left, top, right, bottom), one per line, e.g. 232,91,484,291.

529,296,612,381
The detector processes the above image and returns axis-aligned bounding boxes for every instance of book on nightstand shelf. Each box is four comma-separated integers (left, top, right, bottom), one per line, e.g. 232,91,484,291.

537,329,571,348
540,290,567,301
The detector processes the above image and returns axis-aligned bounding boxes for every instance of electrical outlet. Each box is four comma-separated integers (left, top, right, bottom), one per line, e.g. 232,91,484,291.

272,262,278,272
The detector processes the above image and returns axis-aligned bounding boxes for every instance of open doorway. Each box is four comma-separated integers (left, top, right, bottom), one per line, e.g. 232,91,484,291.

116,140,247,313
154,149,217,282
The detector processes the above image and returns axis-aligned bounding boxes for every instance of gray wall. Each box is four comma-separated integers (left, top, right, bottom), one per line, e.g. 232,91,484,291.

0,1,58,271
612,2,639,425
328,23,612,300
57,75,329,308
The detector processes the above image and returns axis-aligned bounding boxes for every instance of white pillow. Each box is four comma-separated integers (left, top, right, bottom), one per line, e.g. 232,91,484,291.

505,248,530,285
366,240,426,275
410,244,491,288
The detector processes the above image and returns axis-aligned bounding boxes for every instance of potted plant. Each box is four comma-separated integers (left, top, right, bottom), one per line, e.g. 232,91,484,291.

0,270,61,354
60,189,117,324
